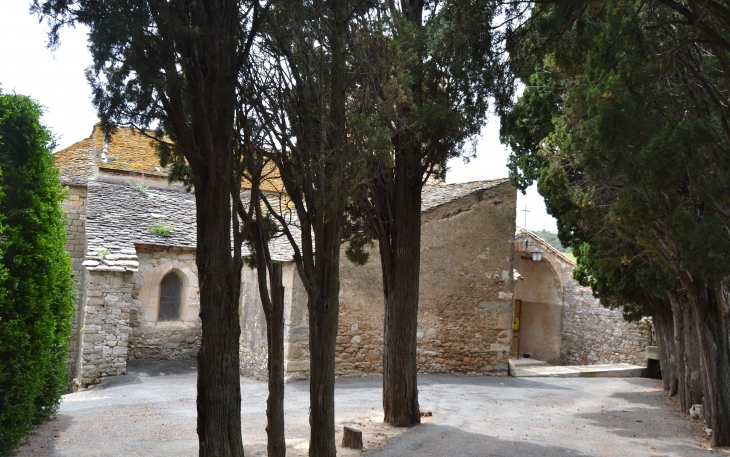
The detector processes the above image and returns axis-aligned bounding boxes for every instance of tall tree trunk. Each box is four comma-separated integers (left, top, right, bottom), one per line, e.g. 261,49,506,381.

308,219,343,457
376,0,426,428
668,289,704,413
195,176,245,457
686,278,730,447
266,263,286,457
653,312,677,394
382,146,422,427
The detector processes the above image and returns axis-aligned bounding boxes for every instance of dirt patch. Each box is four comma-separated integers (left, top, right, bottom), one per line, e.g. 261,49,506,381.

16,415,71,457
283,412,433,456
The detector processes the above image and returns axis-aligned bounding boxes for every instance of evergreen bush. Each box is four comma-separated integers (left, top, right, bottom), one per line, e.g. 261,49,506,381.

0,92,75,456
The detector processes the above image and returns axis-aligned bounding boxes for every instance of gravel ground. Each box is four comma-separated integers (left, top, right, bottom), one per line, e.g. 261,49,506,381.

15,360,714,457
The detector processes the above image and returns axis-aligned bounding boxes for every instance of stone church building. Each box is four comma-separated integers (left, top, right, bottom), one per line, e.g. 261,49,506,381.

56,126,649,388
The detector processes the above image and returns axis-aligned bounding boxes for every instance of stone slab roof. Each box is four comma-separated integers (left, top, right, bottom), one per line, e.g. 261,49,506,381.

82,180,297,272
82,178,509,271
421,178,509,212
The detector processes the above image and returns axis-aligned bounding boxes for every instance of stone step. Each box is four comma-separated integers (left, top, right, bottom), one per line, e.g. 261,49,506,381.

509,362,646,378
508,358,549,369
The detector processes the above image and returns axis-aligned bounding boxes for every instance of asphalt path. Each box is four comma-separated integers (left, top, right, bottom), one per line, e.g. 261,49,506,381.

16,360,710,457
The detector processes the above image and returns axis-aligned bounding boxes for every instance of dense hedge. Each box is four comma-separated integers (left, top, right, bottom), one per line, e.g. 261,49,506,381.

0,92,75,456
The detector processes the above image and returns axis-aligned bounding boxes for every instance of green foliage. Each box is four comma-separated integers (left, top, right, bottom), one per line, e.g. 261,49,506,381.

129,181,148,195
501,70,561,192
0,92,75,456
241,213,278,270
147,221,176,237
502,0,730,320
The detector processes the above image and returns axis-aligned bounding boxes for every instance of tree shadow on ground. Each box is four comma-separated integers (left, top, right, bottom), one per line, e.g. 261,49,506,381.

293,373,576,393
608,389,669,408
361,423,593,457
578,406,705,456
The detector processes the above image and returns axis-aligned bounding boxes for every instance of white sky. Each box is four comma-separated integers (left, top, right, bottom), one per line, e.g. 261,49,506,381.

0,1,557,232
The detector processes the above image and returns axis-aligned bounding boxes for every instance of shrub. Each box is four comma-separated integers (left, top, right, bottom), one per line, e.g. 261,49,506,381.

147,221,176,237
0,92,75,456
130,181,148,195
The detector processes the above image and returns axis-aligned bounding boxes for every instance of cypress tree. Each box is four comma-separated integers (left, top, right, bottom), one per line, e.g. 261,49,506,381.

0,91,75,456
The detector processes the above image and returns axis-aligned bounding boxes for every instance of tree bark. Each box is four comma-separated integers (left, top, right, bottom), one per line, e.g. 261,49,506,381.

685,277,730,447
266,263,286,457
653,312,676,394
195,174,246,457
668,289,704,413
381,146,422,427
307,218,343,457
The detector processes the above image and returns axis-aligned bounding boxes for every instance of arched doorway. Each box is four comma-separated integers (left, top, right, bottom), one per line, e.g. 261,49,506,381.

511,251,563,363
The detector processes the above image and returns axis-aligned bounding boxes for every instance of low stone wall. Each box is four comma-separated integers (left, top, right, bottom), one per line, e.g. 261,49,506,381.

128,246,201,361
560,280,651,365
78,270,133,386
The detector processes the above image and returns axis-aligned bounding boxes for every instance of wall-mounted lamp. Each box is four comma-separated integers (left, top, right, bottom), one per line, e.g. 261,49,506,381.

522,239,544,262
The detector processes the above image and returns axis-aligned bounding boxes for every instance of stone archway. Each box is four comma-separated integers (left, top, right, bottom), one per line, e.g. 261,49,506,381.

511,230,567,364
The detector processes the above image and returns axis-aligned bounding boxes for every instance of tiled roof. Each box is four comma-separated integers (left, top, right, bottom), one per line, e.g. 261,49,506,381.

55,124,283,191
422,178,509,212
82,180,297,272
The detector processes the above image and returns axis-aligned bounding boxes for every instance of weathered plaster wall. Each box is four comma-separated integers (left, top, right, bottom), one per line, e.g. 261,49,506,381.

128,245,200,361
239,265,270,380
512,256,563,363
282,265,310,381
239,263,311,382
77,270,133,386
336,181,517,376
62,185,87,374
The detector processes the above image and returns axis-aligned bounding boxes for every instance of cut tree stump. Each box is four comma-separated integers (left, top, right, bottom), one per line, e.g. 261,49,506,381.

342,426,363,449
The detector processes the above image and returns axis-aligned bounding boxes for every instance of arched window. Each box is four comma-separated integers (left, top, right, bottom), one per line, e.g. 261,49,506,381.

158,272,182,321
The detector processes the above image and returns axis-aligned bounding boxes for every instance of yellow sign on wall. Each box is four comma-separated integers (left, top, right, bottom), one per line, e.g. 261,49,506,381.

512,317,520,331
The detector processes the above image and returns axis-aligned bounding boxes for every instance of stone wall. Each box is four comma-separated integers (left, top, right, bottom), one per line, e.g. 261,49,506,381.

335,181,517,377
77,270,133,386
62,185,87,374
239,183,517,381
128,245,201,361
560,279,652,365
239,263,311,382
514,230,652,366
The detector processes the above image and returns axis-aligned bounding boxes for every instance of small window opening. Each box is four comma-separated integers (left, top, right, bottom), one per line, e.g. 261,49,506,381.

158,272,182,321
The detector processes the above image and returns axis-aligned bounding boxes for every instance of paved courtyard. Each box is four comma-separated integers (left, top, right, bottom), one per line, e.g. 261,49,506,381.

17,360,711,457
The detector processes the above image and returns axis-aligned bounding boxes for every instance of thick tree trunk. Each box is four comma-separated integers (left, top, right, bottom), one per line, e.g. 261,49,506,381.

266,263,286,457
382,150,421,427
307,219,342,457
689,280,730,447
653,313,676,394
195,178,245,457
668,289,704,413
